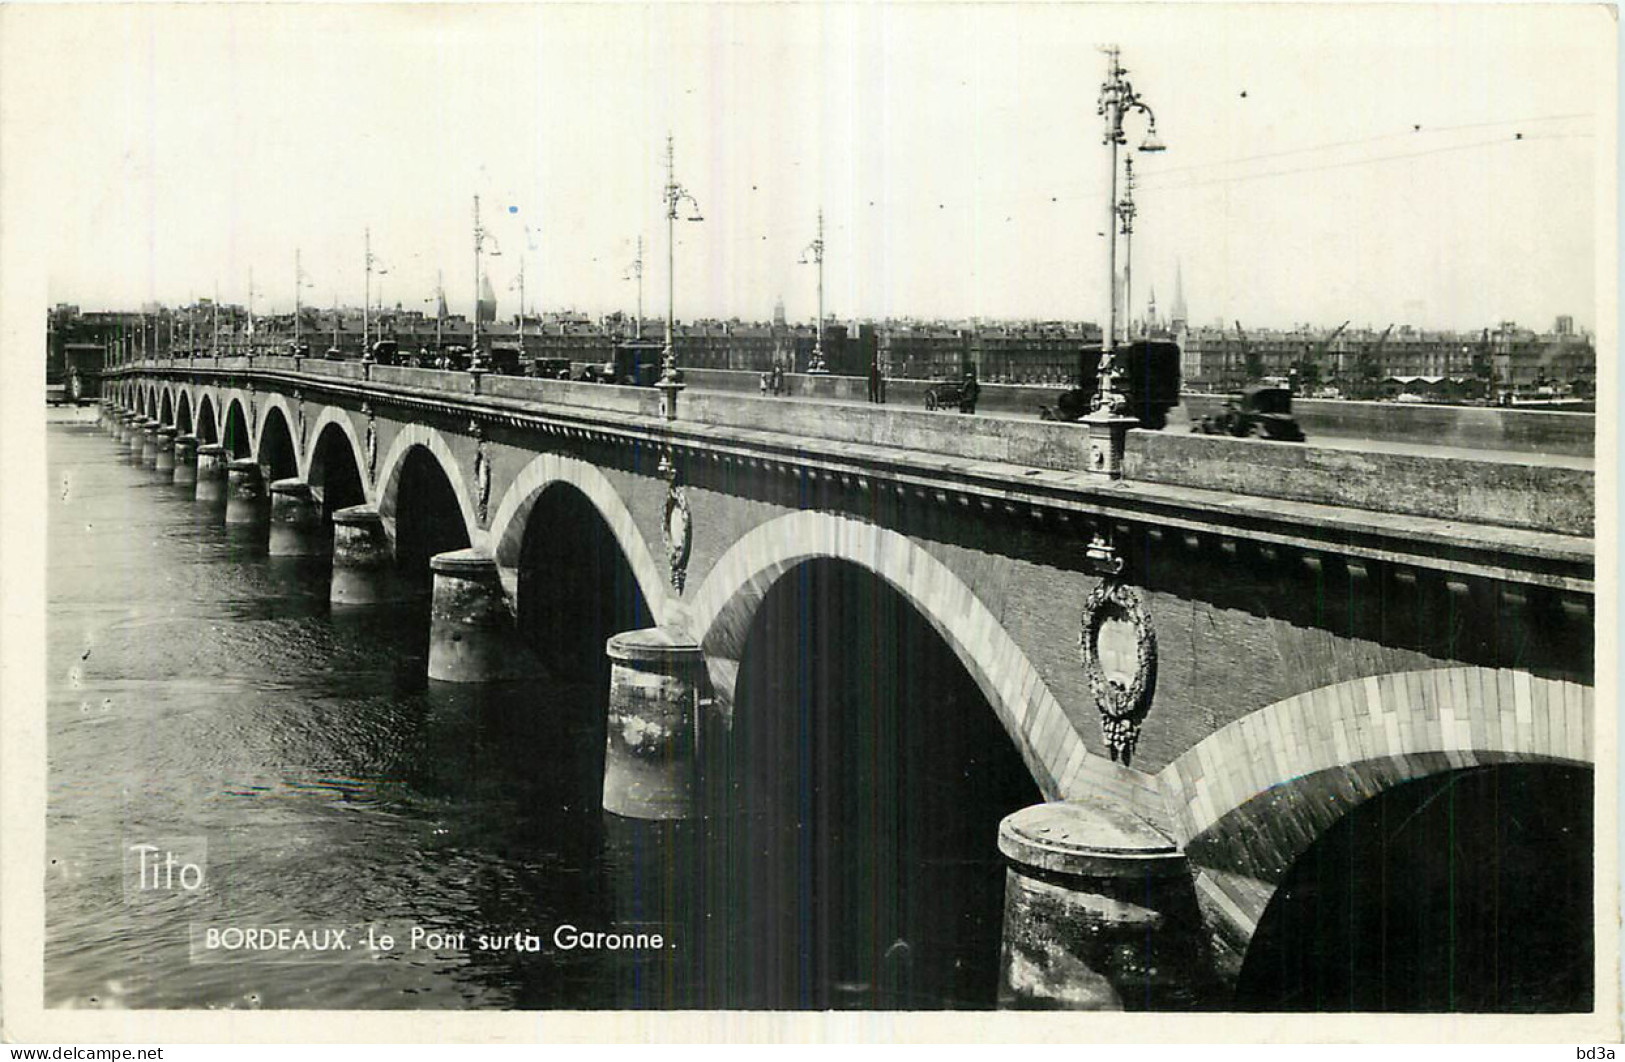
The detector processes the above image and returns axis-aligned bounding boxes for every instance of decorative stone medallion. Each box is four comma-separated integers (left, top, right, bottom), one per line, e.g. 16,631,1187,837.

659,449,692,595
363,402,377,483
664,485,692,594
1079,579,1158,766
470,418,491,526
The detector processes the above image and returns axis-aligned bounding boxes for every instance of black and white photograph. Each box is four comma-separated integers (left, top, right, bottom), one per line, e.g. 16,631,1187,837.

1,0,1617,1044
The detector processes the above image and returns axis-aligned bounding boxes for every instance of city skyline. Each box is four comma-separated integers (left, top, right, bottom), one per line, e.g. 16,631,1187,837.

8,4,1611,334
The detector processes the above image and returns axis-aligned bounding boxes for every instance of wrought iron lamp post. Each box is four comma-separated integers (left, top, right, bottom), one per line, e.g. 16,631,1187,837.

1096,45,1165,408
1084,46,1165,479
624,235,644,340
362,229,388,364
658,135,704,416
471,195,502,373
799,209,828,374
1118,155,1138,341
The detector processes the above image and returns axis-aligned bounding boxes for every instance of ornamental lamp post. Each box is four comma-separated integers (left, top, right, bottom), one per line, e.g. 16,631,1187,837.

246,268,257,358
294,248,314,352
362,229,389,364
1085,45,1165,480
623,235,644,340
799,208,828,374
658,134,704,418
471,195,502,373
1118,155,1138,342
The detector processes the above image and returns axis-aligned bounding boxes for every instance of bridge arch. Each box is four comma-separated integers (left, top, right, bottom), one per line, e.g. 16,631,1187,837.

194,392,219,445
221,395,252,458
255,404,300,483
690,510,1089,801
305,406,371,507
374,424,480,549
175,390,193,435
1160,666,1594,969
159,387,174,426
488,452,667,622
253,393,302,474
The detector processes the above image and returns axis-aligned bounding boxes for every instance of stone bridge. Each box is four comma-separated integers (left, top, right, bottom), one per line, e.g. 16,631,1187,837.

100,355,1595,1011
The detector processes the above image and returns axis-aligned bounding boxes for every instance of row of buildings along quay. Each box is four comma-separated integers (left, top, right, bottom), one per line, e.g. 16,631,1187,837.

52,298,1597,403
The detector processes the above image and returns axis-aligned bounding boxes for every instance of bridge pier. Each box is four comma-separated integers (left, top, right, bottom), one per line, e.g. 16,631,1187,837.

426,549,536,682
142,421,162,469
195,444,228,504
129,418,150,462
601,627,706,821
153,427,177,474
268,479,326,556
330,505,409,605
224,458,267,525
996,800,1212,1011
172,435,199,486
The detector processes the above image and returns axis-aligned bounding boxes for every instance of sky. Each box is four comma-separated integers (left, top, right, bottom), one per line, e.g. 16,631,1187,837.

3,3,1612,333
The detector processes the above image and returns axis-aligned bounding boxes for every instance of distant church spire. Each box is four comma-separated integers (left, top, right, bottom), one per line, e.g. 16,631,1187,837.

478,274,497,324
1171,261,1188,331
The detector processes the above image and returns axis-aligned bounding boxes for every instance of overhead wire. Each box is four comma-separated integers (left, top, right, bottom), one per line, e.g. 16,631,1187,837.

1141,111,1592,179
1137,130,1594,195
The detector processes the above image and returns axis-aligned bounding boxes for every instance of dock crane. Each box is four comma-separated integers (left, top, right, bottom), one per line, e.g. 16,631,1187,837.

1316,320,1350,361
1355,323,1394,399
1296,319,1348,393
1233,320,1254,388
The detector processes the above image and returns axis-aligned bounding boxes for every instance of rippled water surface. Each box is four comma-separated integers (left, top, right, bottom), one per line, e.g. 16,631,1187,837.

48,422,701,1010
46,420,1016,1011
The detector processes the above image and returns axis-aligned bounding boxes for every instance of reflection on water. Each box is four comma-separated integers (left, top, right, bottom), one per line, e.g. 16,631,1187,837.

47,422,1017,1010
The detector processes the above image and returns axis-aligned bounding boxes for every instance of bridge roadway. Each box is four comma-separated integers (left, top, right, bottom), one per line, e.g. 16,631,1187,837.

676,380,1595,471
101,356,1596,1011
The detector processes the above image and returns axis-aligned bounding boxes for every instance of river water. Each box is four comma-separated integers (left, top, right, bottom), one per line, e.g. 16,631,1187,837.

45,418,1013,1011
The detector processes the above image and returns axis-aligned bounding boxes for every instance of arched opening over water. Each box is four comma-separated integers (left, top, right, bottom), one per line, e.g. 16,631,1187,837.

700,557,1043,1010
221,400,251,458
390,445,471,594
194,395,218,445
256,407,299,484
1233,763,1593,1012
175,392,193,436
306,421,367,525
159,390,174,427
515,482,654,685
511,482,654,815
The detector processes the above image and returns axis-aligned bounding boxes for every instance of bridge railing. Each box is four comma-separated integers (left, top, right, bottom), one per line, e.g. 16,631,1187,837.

117,360,1593,538
678,367,1594,457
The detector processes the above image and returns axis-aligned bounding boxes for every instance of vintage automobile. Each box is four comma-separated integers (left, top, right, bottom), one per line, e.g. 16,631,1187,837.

1193,385,1306,441
530,357,574,380
1036,339,1181,430
612,340,666,386
924,372,981,413
486,343,524,376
